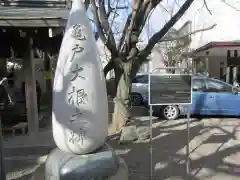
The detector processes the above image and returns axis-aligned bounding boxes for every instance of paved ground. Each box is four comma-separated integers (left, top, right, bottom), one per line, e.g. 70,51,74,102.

2,105,240,180
108,117,240,180
3,125,54,180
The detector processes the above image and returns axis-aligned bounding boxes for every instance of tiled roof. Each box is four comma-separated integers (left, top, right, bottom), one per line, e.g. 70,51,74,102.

0,0,68,8
0,6,69,19
0,6,69,27
0,0,69,27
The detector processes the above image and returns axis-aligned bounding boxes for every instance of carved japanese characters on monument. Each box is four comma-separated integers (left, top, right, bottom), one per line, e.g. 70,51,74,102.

68,86,88,106
52,0,108,154
71,24,87,41
46,1,129,179
76,89,88,105
70,64,85,81
69,127,86,146
68,24,87,62
69,44,85,62
70,108,82,121
72,43,85,51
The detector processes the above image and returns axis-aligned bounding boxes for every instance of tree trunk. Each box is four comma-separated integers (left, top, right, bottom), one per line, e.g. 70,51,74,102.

111,61,132,132
103,60,114,78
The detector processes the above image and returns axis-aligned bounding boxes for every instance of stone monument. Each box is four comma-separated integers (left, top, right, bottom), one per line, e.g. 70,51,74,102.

45,0,128,179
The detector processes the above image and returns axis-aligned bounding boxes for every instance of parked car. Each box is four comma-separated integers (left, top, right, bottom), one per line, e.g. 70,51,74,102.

131,73,149,105
106,73,149,105
132,73,240,120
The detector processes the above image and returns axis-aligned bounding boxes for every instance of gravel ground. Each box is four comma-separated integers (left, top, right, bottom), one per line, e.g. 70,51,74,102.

108,117,240,180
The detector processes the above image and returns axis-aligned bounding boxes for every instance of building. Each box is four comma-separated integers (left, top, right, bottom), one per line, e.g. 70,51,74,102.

140,43,167,73
0,1,69,134
188,41,240,84
171,1,240,81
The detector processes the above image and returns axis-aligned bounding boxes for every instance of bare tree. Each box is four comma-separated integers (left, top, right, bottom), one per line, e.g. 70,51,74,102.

87,0,196,132
161,22,216,67
84,0,226,133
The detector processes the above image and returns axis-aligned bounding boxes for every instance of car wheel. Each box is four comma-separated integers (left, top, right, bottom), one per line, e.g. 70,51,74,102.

162,105,179,120
131,93,143,106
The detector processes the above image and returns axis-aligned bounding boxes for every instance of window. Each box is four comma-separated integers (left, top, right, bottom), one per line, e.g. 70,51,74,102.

206,79,232,92
132,75,149,84
220,67,225,81
192,78,206,91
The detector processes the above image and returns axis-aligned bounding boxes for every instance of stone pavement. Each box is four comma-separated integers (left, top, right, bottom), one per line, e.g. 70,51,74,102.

3,126,130,180
108,117,240,180
2,107,53,179
3,126,55,180
3,113,240,180
3,127,54,148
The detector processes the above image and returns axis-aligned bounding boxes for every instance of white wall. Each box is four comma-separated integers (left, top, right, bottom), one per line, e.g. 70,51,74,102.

174,0,240,49
143,0,240,50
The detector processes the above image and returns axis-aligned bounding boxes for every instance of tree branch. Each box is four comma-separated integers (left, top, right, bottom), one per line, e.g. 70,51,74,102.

120,0,163,54
118,14,132,52
137,0,172,37
84,0,90,10
140,0,195,58
126,0,143,40
119,0,146,53
104,60,115,77
222,0,239,11
98,0,117,50
91,0,117,55
136,2,154,37
91,0,107,41
159,23,217,43
203,0,212,15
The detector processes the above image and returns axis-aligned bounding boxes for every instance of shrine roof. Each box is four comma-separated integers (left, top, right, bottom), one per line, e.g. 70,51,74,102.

0,3,69,27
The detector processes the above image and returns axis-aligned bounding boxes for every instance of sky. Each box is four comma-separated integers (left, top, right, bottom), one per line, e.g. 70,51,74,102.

92,0,240,66
143,0,240,49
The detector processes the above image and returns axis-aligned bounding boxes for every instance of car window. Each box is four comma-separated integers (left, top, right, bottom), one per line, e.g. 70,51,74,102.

192,78,206,92
206,79,232,92
132,75,148,84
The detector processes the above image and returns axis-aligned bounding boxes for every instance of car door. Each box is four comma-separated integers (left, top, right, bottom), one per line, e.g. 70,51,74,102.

205,79,240,115
189,78,210,115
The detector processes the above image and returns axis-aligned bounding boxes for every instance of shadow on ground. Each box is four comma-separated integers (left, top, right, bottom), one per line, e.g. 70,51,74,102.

108,118,240,180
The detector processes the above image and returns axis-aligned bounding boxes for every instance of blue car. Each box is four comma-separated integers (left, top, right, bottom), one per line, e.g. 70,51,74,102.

155,76,240,120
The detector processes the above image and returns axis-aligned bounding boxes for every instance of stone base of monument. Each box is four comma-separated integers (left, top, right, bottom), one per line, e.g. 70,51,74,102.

43,144,128,180
107,157,128,180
